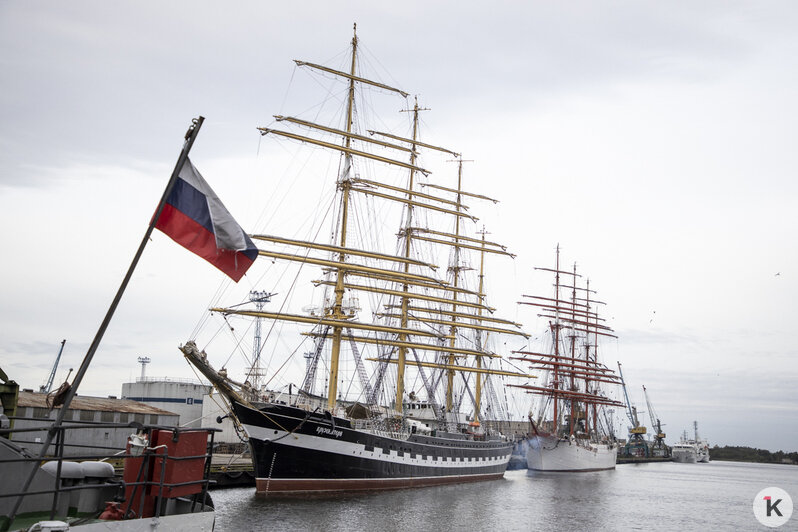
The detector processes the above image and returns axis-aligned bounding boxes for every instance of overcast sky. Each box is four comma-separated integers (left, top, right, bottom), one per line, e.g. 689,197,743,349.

1,1,796,452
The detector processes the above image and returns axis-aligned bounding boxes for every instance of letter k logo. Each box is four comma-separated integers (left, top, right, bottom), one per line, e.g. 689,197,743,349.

765,496,783,517
754,487,792,527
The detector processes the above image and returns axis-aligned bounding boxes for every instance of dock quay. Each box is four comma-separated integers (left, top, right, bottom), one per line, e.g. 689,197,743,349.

209,453,255,488
617,456,673,464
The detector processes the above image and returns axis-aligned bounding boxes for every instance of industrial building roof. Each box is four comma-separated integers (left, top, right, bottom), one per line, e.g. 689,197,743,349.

17,391,177,415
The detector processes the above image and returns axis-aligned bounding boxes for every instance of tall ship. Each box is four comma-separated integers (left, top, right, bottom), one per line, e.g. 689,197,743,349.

183,25,533,495
509,246,625,472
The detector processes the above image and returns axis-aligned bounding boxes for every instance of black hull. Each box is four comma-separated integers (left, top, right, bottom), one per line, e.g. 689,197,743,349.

232,401,512,495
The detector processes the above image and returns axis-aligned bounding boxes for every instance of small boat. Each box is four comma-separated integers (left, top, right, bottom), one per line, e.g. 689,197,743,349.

509,246,625,472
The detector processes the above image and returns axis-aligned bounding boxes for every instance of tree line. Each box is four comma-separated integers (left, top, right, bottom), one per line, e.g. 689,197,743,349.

711,445,797,464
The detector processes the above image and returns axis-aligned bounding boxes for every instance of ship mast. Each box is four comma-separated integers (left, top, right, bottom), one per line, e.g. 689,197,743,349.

473,230,488,425
394,97,423,414
325,23,360,411
445,159,466,412
569,261,578,437
243,27,532,418
510,246,625,432
584,278,593,437
553,245,561,432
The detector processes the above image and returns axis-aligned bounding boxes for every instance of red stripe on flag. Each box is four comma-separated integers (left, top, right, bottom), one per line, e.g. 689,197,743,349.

156,204,254,282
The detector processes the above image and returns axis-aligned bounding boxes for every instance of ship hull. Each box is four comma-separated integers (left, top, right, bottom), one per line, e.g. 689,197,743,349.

526,434,617,472
233,401,512,495
671,447,697,463
696,442,710,462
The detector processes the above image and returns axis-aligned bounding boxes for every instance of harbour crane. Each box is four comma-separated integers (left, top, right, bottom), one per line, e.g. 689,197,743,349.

39,340,66,394
642,385,669,457
617,361,648,457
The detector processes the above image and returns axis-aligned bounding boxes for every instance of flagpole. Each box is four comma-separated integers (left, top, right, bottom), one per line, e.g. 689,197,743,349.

3,116,205,530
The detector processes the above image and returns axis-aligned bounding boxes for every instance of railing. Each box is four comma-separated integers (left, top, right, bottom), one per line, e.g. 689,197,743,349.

135,376,206,385
0,420,217,530
351,419,407,439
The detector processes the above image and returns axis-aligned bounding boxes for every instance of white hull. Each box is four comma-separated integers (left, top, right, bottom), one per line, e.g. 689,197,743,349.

672,447,697,463
696,439,710,462
696,445,710,463
526,434,617,472
673,438,709,463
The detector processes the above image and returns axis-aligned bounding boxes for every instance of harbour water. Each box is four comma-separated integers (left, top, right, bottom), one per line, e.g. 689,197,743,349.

212,461,798,531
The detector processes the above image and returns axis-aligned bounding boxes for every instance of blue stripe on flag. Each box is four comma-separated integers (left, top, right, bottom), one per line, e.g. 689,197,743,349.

166,178,214,234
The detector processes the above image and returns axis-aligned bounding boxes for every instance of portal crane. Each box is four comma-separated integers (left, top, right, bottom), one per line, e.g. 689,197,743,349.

642,384,669,457
617,361,648,457
39,340,66,394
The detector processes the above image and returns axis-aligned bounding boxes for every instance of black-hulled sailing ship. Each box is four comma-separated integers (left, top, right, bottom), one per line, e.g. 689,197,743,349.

183,25,532,494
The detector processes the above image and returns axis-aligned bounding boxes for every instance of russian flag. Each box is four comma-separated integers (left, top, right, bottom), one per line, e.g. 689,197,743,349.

155,158,257,282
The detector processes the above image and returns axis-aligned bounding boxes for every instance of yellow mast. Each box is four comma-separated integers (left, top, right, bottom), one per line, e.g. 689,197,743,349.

473,230,487,425
394,98,422,414
249,29,529,420
445,159,465,411
326,24,359,411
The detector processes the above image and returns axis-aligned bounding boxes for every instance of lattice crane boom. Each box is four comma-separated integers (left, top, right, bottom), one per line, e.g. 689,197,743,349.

643,385,665,439
39,340,66,394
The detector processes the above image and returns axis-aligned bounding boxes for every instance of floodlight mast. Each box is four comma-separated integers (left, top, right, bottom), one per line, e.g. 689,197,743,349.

137,356,151,380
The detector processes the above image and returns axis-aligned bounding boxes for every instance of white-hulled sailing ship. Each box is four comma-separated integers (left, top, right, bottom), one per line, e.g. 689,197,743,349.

509,246,625,472
183,25,533,495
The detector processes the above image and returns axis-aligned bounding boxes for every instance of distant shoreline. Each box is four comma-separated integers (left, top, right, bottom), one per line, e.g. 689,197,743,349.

712,458,797,466
710,445,797,465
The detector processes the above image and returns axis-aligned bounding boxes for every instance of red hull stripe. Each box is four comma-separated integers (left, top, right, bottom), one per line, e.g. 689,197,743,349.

255,472,504,495
157,203,254,282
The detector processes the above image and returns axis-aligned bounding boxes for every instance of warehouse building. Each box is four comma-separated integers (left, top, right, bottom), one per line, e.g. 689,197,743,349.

12,390,178,457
